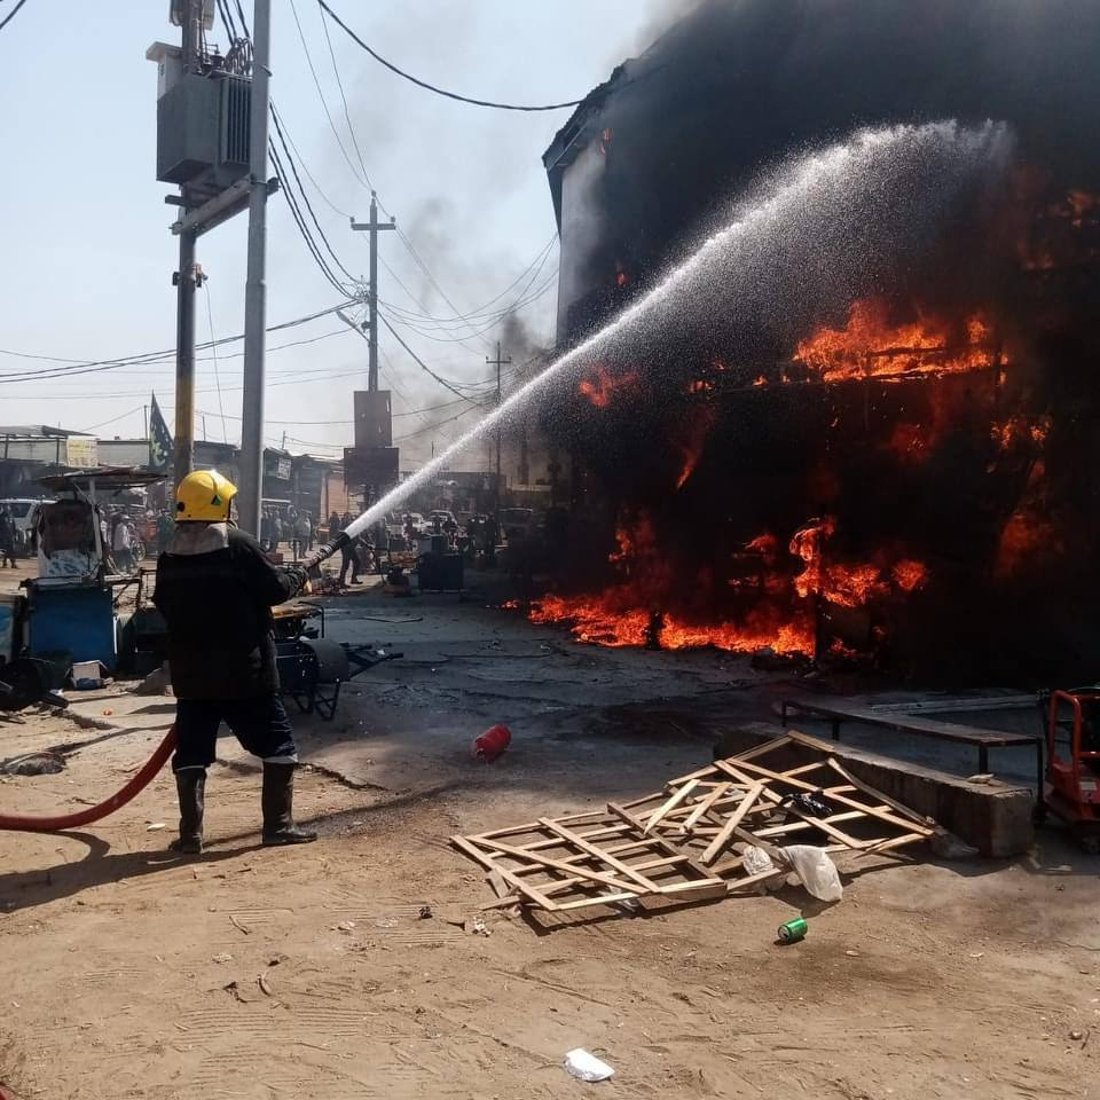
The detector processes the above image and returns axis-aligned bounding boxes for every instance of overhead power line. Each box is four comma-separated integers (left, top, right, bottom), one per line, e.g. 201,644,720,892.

317,0,584,112
379,314,490,404
0,0,30,34
287,0,374,190
316,0,375,190
0,301,357,383
269,104,360,286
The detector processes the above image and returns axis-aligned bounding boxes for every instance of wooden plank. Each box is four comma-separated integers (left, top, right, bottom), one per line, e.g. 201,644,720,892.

713,761,875,849
750,807,884,839
782,695,1038,747
506,851,693,901
517,823,634,852
680,781,731,831
537,818,661,891
823,754,936,827
469,834,642,894
700,782,765,864
717,758,934,840
450,835,561,911
643,778,701,834
846,832,928,858
553,892,643,912
722,866,790,892
665,734,794,784
506,835,666,874
470,821,544,840
648,880,728,902
606,802,725,886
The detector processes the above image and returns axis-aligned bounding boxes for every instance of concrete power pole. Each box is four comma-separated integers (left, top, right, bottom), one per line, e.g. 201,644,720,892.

172,0,202,488
350,192,396,392
237,0,273,536
487,341,511,521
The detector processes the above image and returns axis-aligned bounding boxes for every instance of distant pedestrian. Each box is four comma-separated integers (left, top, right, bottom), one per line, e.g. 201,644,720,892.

0,506,17,568
113,514,135,573
296,512,312,554
157,509,175,551
327,511,341,540
339,534,362,587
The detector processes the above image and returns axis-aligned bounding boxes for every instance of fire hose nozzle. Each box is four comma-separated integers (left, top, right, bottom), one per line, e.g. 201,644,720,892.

301,530,352,573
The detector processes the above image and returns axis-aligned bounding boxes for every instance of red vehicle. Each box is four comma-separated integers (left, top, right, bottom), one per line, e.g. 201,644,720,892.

1043,689,1100,852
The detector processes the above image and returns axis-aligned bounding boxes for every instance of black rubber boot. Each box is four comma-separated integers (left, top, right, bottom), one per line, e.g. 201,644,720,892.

169,769,205,854
261,762,317,846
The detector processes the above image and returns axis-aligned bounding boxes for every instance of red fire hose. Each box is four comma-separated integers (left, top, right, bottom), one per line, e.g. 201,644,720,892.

0,727,177,833
0,533,351,835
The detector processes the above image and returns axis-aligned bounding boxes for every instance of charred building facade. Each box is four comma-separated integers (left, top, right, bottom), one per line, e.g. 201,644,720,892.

537,0,1100,681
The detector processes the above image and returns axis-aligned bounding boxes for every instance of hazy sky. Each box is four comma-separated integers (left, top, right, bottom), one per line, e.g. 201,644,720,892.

0,0,681,465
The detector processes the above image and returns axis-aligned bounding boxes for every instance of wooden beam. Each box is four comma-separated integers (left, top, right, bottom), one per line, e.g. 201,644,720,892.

537,818,661,891
680,781,731,831
643,778,701,834
701,782,765,864
450,835,561,911
469,835,642,894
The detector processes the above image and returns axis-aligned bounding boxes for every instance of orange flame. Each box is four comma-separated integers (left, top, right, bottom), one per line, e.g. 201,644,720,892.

578,365,639,408
790,517,927,607
892,559,929,592
992,414,1051,450
526,511,930,659
794,299,998,382
673,405,718,490
528,593,816,656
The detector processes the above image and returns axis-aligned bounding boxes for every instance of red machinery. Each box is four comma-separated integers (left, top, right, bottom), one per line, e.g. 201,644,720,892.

1043,689,1100,852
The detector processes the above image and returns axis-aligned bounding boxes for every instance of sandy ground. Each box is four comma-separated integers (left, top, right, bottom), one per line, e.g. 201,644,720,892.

2,587,1099,1099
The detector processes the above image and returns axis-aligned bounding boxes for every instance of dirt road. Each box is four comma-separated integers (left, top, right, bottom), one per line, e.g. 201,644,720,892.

1,592,1098,1097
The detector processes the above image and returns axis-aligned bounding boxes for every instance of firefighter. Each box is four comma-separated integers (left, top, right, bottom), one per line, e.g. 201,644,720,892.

153,470,317,853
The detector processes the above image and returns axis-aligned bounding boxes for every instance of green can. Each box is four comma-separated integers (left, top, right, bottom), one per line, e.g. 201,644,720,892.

777,917,808,944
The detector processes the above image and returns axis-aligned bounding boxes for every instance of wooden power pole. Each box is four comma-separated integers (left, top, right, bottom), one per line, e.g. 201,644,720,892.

350,192,396,392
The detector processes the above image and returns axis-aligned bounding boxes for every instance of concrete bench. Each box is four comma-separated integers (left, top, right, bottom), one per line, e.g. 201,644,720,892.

780,695,1043,792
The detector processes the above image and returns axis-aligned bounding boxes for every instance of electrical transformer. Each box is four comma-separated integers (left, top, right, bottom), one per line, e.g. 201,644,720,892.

155,71,251,190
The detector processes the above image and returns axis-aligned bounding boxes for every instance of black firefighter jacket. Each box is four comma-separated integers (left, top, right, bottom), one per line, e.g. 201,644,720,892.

153,523,306,700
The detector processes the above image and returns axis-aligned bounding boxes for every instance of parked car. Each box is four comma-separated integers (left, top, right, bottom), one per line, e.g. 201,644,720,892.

499,507,536,544
0,498,46,555
427,510,458,531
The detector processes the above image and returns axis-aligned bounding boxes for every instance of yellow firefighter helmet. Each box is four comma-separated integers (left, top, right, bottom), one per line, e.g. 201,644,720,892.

175,469,238,522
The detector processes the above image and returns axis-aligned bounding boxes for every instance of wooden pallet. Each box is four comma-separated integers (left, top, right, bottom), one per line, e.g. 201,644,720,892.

452,734,935,914
453,809,726,913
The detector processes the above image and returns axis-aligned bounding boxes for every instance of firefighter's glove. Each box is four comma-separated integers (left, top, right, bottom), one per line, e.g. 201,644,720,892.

285,566,310,594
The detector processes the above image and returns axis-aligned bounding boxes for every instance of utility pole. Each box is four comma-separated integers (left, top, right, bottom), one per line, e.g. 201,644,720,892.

350,192,396,391
487,341,511,522
172,0,202,488
237,0,273,537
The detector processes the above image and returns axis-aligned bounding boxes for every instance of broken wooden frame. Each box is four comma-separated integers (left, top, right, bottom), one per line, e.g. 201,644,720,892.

452,733,936,914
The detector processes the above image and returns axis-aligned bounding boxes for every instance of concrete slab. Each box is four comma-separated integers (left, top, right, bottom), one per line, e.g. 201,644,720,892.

714,721,1035,858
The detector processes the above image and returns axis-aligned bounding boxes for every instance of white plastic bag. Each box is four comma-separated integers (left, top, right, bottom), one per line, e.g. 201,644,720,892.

742,845,775,876
781,845,843,902
564,1048,615,1082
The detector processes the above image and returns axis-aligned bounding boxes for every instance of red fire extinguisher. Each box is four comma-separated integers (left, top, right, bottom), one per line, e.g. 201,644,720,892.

472,724,511,762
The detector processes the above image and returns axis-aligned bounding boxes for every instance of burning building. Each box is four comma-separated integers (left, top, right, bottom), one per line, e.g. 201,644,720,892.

534,0,1100,681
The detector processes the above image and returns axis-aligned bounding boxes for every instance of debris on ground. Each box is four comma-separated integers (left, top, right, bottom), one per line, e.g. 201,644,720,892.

930,828,981,860
452,733,936,918
781,845,843,902
563,1048,615,1082
0,752,65,776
